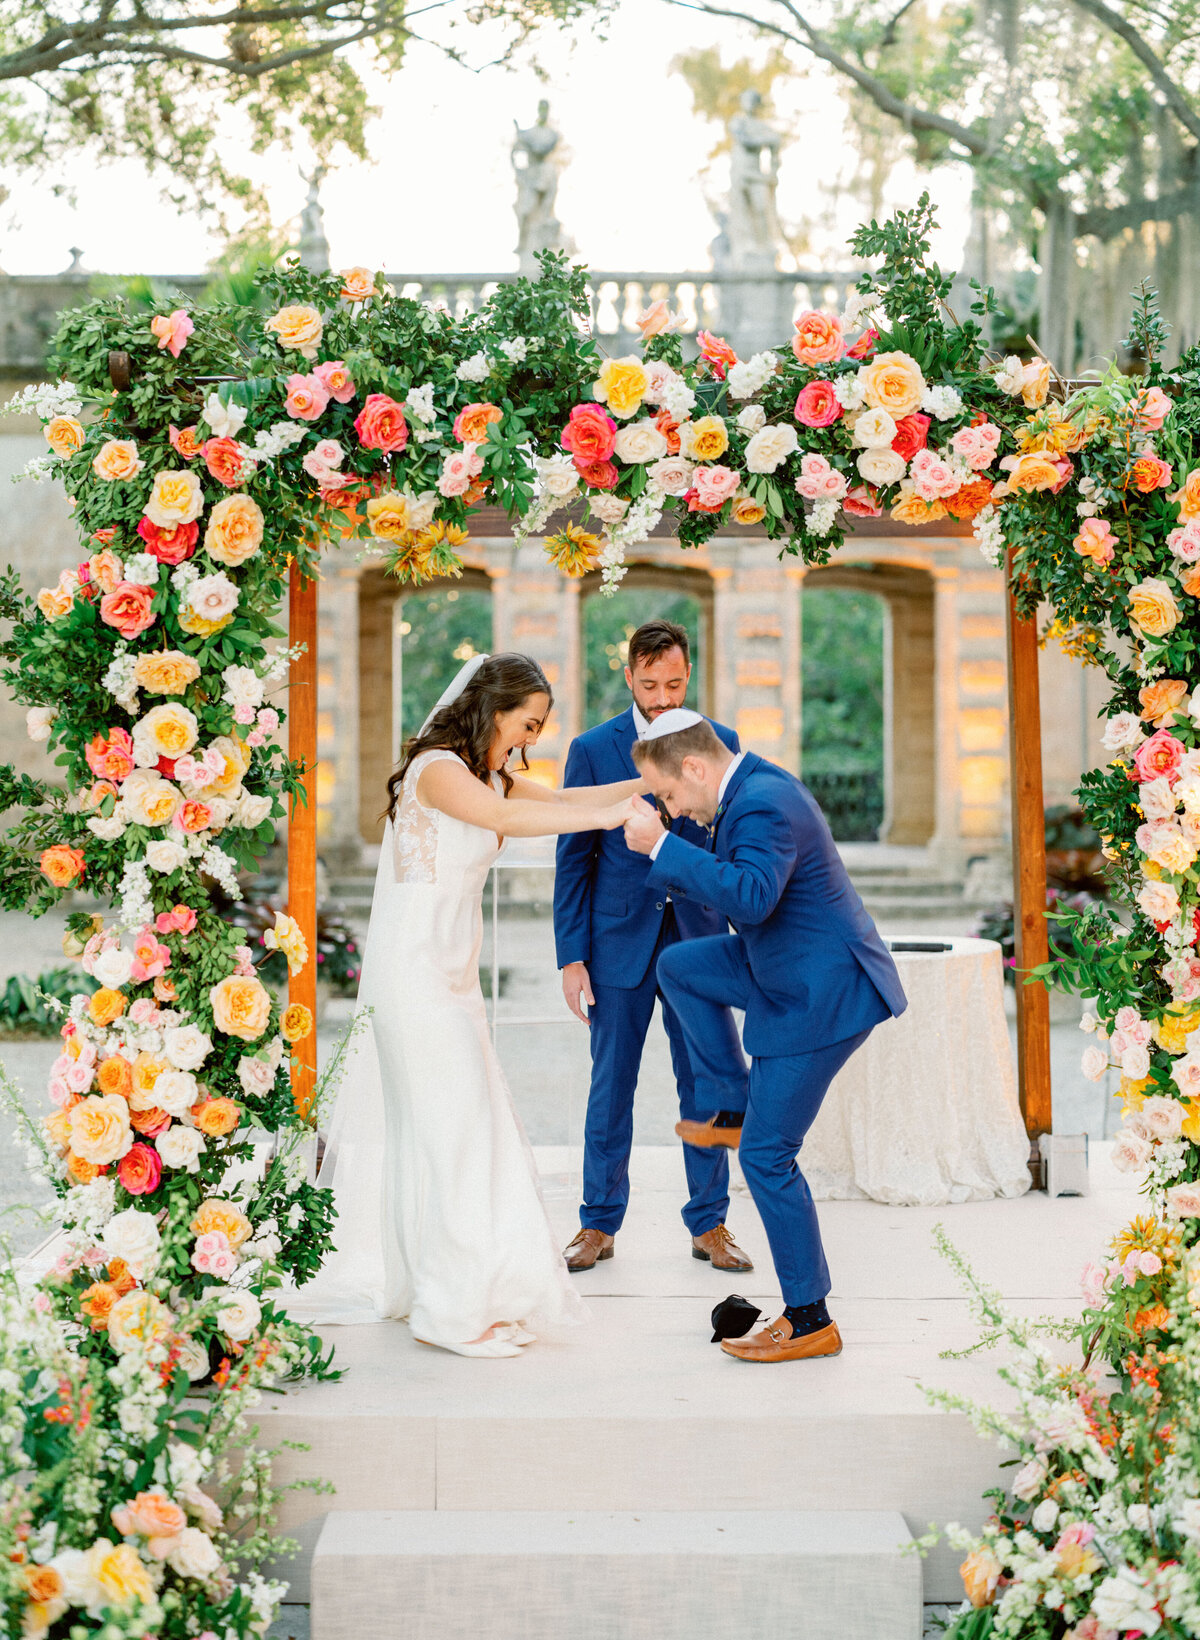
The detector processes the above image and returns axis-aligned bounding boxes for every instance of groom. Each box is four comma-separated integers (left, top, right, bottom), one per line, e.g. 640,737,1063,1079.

554,620,752,1274
624,710,906,1362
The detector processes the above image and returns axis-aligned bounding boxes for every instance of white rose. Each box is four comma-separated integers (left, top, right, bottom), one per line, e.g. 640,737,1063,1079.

543,466,579,499
163,1025,212,1071
174,1337,211,1382
613,420,669,464
852,408,898,448
215,1288,262,1342
736,405,766,435
993,356,1026,396
121,769,180,827
1120,1043,1151,1080
856,447,907,486
590,494,628,524
165,1526,221,1579
100,1207,161,1275
1080,1045,1109,1082
146,839,188,873
26,706,56,742
1101,711,1145,753
92,945,135,989
744,423,798,475
87,816,127,841
202,392,247,439
184,573,239,624
238,1055,276,1098
1010,1456,1047,1501
646,456,694,497
221,665,264,710
153,1068,199,1117
1141,1094,1185,1139
157,1125,206,1173
232,791,273,828
1111,1128,1152,1173
1030,1498,1059,1533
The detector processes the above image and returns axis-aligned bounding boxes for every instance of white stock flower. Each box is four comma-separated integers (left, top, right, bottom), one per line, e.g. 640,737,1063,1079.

406,383,436,424
455,352,491,383
499,336,528,363
122,552,161,587
87,815,127,842
921,384,964,420
833,375,866,411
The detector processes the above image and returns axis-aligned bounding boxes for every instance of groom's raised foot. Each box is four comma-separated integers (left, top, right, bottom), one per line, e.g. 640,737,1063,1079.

675,1112,743,1149
564,1227,614,1271
721,1315,843,1363
691,1223,753,1272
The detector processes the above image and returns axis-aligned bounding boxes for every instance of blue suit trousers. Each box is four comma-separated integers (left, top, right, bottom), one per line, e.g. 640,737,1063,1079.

657,933,871,1306
582,909,735,1238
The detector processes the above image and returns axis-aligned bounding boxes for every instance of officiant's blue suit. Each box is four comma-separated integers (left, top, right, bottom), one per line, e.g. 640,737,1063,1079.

650,753,907,1305
554,706,740,1237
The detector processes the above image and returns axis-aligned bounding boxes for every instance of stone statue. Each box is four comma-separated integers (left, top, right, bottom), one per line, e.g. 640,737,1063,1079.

512,100,568,273
727,90,784,272
298,165,330,273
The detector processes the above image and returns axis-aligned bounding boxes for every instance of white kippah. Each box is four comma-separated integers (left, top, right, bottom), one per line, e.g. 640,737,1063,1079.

638,707,705,741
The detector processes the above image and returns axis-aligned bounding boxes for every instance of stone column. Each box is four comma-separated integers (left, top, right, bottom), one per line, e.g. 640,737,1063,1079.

317,562,363,870
929,564,961,867
496,548,576,782
953,562,1010,858
713,542,796,768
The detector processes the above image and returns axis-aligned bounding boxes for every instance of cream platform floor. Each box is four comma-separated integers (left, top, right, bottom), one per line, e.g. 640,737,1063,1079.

262,1141,1139,1621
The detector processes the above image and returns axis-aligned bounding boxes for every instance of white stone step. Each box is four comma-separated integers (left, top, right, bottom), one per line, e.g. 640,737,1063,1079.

310,1509,923,1640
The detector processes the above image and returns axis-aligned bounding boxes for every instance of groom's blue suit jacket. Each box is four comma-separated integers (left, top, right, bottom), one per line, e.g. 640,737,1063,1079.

648,753,907,1055
554,706,739,989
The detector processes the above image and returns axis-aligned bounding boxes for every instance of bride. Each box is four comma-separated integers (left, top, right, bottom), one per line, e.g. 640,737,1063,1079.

290,652,641,1358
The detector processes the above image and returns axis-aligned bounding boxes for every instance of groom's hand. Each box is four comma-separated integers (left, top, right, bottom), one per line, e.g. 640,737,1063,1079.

624,795,666,856
562,961,594,1026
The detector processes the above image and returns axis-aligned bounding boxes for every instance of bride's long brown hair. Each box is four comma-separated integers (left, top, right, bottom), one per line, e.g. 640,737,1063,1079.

385,652,553,822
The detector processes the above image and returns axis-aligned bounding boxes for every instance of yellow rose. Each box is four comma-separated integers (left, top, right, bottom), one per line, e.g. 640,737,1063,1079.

594,356,649,419
682,416,729,463
178,608,233,638
1020,359,1051,408
121,770,182,829
203,492,265,566
45,416,84,457
890,483,947,526
858,351,925,417
341,266,381,303
133,650,201,696
130,1051,169,1111
210,973,271,1041
731,495,767,526
183,734,251,799
265,304,324,359
88,987,127,1027
264,912,308,977
1129,577,1181,639
1153,1006,1200,1055
996,452,1063,496
1170,468,1200,521
280,1002,313,1043
144,468,204,529
191,1197,253,1249
1120,1074,1153,1115
1182,1098,1200,1141
68,1094,132,1165
84,1540,156,1609
366,491,410,542
92,439,144,482
133,702,199,762
106,1292,174,1356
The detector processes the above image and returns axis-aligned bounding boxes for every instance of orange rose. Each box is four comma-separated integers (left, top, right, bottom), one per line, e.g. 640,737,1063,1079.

133,650,201,696
66,1153,102,1185
203,436,252,488
1020,358,1051,408
960,1549,1001,1608
45,416,84,457
191,1197,252,1249
89,548,123,593
37,571,78,620
858,351,925,417
111,1490,187,1540
354,393,409,454
340,266,380,303
40,845,85,888
944,479,994,519
1130,453,1173,493
190,1096,241,1137
107,1257,138,1296
92,439,143,481
210,973,271,1041
21,1564,64,1606
204,493,264,565
791,310,845,366
890,484,947,525
169,423,204,459
1170,468,1200,520
265,303,324,358
1139,679,1189,726
80,1280,118,1331
175,800,211,833
453,402,503,445
129,1104,170,1136
280,1003,313,1044
96,1055,134,1099
1180,564,1200,599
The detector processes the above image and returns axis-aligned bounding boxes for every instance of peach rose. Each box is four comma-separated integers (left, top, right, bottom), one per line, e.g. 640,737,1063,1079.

280,1002,313,1043
169,423,204,459
191,1197,253,1249
1139,679,1189,726
354,393,409,454
365,491,410,541
145,469,204,528
682,416,729,463
88,547,123,593
1129,577,1182,638
96,1055,134,1100
106,1290,173,1354
99,581,156,640
69,1093,133,1165
697,331,738,379
128,1051,167,1111
858,351,925,417
203,436,253,488
129,1104,170,1136
203,493,264,566
314,360,356,402
340,267,380,303
453,402,503,444
37,569,78,620
265,303,324,358
45,415,84,457
1170,468,1200,520
960,1548,1001,1608
1133,384,1172,431
1131,452,1173,493
791,311,844,366
842,484,883,518
80,1280,119,1331
594,357,649,419
150,309,193,357
190,1097,240,1137
40,845,85,887
133,650,200,696
283,371,329,422
121,770,182,828
111,1490,187,1540
174,799,211,833
890,483,947,525
1020,358,1051,407
92,439,143,481
637,300,671,337
731,495,768,526
995,451,1063,496
134,702,198,761
1073,517,1117,568
210,973,271,1041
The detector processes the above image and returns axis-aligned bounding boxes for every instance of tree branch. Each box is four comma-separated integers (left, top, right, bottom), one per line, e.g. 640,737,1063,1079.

1069,0,1200,144
1076,176,1200,239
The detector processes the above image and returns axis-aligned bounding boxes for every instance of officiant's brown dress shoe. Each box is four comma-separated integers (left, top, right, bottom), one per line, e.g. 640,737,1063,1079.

692,1224,753,1272
721,1315,843,1363
564,1228,614,1271
675,1116,742,1149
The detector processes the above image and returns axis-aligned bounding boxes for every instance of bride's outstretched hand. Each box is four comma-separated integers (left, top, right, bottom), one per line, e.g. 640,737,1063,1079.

598,795,641,830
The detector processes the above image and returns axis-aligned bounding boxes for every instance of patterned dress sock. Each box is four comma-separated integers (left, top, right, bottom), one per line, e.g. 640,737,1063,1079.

783,1298,832,1337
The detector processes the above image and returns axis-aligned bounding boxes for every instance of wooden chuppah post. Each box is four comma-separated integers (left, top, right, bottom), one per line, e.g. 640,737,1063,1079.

288,564,319,1121
1005,554,1053,1178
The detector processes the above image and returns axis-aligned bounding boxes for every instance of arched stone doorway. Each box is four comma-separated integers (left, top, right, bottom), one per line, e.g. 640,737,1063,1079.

357,566,494,844
577,561,715,724
803,561,936,847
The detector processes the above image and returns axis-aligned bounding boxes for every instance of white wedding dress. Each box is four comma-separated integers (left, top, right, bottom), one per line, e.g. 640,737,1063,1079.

288,749,585,1346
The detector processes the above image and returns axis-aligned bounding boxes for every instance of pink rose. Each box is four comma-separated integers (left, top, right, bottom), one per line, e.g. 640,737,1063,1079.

257,708,279,733
284,373,330,421
687,465,741,512
842,484,882,518
950,422,1002,471
1167,1181,1200,1217
313,361,356,403
1080,1045,1108,1081
1168,519,1200,562
128,997,158,1024
909,448,960,501
1133,728,1186,784
150,309,194,358
795,452,848,501
1074,517,1117,568
1133,385,1171,432
354,393,409,454
1137,1248,1163,1275
561,403,618,463
437,444,485,498
636,301,671,338
99,582,156,640
1079,1261,1106,1306
793,380,842,428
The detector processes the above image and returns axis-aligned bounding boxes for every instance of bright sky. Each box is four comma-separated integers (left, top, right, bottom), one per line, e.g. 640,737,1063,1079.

1,1,972,279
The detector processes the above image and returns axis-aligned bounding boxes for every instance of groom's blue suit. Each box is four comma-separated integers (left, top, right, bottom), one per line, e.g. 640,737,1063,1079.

554,706,740,1236
650,753,907,1305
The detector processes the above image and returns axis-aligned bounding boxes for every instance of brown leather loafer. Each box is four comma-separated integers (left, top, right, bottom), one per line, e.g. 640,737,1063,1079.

675,1116,742,1149
563,1227,615,1272
692,1223,754,1272
721,1316,843,1362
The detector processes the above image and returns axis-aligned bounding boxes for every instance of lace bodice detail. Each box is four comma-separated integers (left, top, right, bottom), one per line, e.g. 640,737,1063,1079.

390,748,503,889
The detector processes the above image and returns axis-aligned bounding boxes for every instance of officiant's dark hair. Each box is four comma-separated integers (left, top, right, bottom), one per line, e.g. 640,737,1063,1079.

627,619,690,671
386,653,553,820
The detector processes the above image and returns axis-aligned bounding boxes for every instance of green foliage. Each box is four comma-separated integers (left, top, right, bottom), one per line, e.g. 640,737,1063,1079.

397,588,495,744
0,967,98,1038
801,587,884,774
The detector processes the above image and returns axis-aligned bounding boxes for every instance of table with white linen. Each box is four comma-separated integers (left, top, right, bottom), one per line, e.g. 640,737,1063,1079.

802,935,1032,1206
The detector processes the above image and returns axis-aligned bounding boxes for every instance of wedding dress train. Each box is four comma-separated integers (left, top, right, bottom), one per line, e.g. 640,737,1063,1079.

288,748,584,1346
